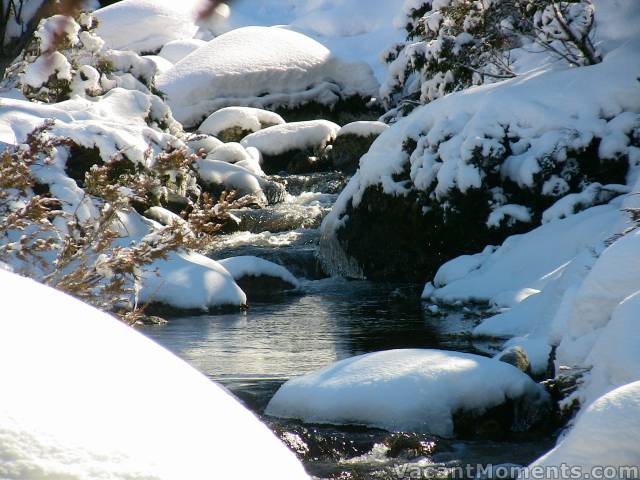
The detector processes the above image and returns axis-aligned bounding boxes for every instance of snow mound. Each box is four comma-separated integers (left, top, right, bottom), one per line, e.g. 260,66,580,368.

337,121,389,138
159,38,208,64
241,120,340,156
140,250,246,311
156,26,379,127
266,349,546,436
218,256,300,288
95,0,200,53
529,381,640,473
0,269,308,479
199,106,285,138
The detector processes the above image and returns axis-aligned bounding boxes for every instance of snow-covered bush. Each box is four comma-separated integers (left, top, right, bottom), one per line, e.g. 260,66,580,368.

2,12,165,103
382,0,600,119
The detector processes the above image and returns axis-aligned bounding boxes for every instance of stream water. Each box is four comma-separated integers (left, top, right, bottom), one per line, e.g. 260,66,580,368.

141,172,554,479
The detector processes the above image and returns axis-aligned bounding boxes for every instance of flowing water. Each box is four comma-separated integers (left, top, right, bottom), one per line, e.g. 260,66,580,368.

141,172,554,479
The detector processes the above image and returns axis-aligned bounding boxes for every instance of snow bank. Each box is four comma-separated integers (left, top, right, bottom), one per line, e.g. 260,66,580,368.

95,0,201,53
529,381,640,473
337,121,389,138
218,256,300,288
266,349,547,437
0,269,308,479
140,250,246,311
156,26,379,127
199,107,285,138
241,120,340,156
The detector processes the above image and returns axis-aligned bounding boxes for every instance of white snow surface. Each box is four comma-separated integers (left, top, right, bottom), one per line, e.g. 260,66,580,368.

199,107,285,137
266,349,547,437
156,26,379,127
218,256,300,288
241,120,340,156
0,269,308,479
529,381,640,473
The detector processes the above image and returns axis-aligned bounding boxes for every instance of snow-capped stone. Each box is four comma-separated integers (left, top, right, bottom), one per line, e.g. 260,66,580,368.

199,106,286,139
266,349,548,437
140,250,247,311
337,121,388,138
156,26,379,127
218,256,300,291
0,269,308,479
241,120,340,157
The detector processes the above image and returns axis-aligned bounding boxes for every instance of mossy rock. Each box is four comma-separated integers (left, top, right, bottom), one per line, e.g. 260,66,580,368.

216,126,255,143
326,133,379,174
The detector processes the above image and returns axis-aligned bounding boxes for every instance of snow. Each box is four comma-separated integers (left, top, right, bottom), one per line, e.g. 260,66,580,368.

159,38,207,64
241,120,340,156
218,256,300,288
529,381,640,473
156,26,379,127
199,107,285,138
94,0,200,54
22,52,72,88
266,349,547,437
140,250,247,311
0,269,307,479
337,121,389,138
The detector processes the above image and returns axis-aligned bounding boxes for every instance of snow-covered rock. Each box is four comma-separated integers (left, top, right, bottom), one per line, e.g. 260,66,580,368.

241,120,340,157
0,268,308,479
319,0,640,280
156,26,379,127
218,256,300,295
199,106,285,141
159,38,207,64
337,121,388,138
529,381,640,473
140,250,247,312
195,158,285,205
266,349,548,437
95,0,200,53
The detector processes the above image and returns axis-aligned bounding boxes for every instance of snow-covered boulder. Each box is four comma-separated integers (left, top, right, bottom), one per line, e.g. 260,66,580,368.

95,0,200,53
156,26,379,127
529,381,640,473
140,250,247,313
266,349,549,438
159,38,207,64
241,120,340,174
218,256,300,296
319,16,639,280
199,106,285,142
327,121,389,173
195,158,286,205
0,269,308,479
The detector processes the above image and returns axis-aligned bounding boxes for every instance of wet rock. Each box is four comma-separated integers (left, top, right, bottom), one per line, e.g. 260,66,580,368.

497,346,532,376
261,149,332,175
274,95,383,125
326,133,379,174
236,274,298,297
384,433,438,459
